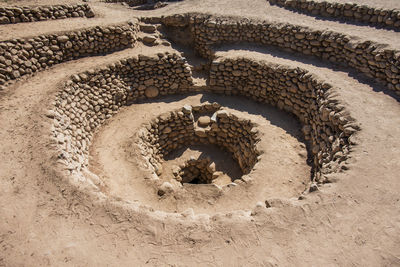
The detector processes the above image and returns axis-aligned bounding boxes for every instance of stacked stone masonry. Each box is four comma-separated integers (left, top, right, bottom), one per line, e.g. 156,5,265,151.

51,51,358,185
52,53,193,174
208,56,358,183
146,13,400,94
0,4,94,25
104,0,147,6
268,0,400,30
0,21,139,85
175,158,215,184
138,103,260,179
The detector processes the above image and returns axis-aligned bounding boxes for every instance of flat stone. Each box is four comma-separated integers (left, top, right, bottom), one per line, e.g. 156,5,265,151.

57,35,69,43
143,35,157,44
216,110,228,118
140,24,156,33
198,116,211,127
195,128,207,138
163,127,172,134
295,33,305,39
232,70,242,76
144,79,154,86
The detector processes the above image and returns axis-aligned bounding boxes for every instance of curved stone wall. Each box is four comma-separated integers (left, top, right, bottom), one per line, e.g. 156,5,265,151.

175,158,215,184
209,56,358,183
0,21,138,86
51,51,357,198
104,0,147,6
52,52,193,175
145,13,400,95
137,103,260,179
0,4,94,24
268,0,400,30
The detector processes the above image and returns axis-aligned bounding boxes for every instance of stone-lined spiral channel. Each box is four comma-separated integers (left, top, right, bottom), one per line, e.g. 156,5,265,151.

51,48,358,216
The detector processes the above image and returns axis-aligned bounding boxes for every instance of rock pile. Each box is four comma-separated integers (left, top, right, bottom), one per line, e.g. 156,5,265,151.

0,4,94,25
0,21,139,85
268,0,400,30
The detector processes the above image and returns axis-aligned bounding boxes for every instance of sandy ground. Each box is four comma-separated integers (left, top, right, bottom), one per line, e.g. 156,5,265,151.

0,0,400,266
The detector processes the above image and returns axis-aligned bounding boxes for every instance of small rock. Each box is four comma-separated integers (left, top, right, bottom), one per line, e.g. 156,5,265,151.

182,104,192,114
309,182,319,192
158,182,173,196
216,110,228,118
85,9,95,17
143,35,157,45
163,127,172,134
145,86,159,98
140,24,156,33
195,128,207,137
144,79,154,86
57,35,69,43
232,70,242,76
198,116,211,127
0,16,10,24
295,33,305,39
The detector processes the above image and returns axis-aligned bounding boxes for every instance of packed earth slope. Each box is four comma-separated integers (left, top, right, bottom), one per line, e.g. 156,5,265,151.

0,0,399,266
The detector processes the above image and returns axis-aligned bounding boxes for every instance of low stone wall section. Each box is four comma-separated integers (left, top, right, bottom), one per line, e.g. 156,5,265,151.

176,158,215,184
104,0,147,6
268,0,400,30
0,21,139,85
208,56,359,183
51,52,193,174
146,13,400,95
0,4,94,24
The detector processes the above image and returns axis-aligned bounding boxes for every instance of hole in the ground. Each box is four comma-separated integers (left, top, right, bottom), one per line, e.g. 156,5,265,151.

138,102,260,189
177,158,214,184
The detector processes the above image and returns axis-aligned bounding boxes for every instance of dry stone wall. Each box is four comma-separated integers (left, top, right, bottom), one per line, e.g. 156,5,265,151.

149,14,400,95
51,52,193,174
0,21,139,86
208,56,358,183
268,0,400,30
104,0,147,6
0,4,94,25
175,158,215,184
138,103,260,178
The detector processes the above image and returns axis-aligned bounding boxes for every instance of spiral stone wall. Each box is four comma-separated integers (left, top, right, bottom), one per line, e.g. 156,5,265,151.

0,21,139,85
145,13,400,94
208,56,358,183
51,52,357,195
52,52,193,175
268,0,400,30
0,4,94,25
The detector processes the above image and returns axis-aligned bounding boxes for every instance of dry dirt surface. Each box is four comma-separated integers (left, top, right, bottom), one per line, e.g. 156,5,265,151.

0,0,400,266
